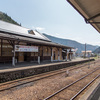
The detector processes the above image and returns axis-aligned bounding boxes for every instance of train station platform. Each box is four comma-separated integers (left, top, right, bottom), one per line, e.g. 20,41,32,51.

0,58,94,83
0,58,89,70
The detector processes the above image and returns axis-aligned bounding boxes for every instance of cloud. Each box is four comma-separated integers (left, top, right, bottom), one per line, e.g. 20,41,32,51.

32,26,35,29
32,26,45,31
55,33,60,35
36,27,45,31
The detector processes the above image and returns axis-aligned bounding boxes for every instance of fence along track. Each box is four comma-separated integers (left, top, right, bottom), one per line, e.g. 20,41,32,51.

44,67,100,100
0,60,98,92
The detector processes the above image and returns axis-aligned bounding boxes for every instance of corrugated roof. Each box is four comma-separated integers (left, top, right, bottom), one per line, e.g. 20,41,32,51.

67,0,100,33
0,20,51,41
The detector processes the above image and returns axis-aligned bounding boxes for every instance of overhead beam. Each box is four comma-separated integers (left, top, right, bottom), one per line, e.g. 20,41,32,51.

90,22,100,24
67,0,100,32
87,13,100,21
85,18,100,24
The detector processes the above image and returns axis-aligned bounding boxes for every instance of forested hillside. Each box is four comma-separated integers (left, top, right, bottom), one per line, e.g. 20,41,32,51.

0,11,20,25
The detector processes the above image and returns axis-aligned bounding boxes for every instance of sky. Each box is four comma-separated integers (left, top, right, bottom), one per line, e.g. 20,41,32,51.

0,0,100,46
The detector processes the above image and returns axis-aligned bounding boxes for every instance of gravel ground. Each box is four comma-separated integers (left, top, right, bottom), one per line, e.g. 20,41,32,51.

0,61,99,100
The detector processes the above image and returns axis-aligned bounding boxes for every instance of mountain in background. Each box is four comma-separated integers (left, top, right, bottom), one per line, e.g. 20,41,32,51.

0,11,20,26
43,33,98,53
93,47,100,53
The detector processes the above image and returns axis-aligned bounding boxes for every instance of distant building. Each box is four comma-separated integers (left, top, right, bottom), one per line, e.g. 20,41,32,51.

81,50,92,57
0,20,73,66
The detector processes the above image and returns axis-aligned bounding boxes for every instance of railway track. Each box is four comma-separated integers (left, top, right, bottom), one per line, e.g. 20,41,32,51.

70,74,100,100
0,60,99,92
44,67,100,100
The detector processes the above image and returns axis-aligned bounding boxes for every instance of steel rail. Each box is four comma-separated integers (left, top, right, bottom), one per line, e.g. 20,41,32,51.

0,60,98,92
70,74,100,100
44,67,100,100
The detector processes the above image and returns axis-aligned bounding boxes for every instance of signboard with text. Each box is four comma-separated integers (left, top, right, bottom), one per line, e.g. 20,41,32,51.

15,45,38,52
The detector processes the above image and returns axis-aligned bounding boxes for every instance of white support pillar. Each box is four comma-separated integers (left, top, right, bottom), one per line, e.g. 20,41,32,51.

38,47,40,64
67,49,70,61
38,56,40,64
69,49,72,61
12,42,15,67
58,48,60,61
66,56,67,61
12,57,15,66
66,50,67,61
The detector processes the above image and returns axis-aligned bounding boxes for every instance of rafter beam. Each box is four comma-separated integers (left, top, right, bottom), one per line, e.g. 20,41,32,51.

87,13,100,21
85,18,100,24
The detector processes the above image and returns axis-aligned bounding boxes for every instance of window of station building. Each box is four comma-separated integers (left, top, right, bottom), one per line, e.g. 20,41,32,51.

31,52,39,56
7,45,13,56
43,47,48,56
46,47,49,56
2,43,8,56
31,52,34,56
40,47,43,56
28,30,35,35
2,43,13,56
35,52,38,56
47,47,51,56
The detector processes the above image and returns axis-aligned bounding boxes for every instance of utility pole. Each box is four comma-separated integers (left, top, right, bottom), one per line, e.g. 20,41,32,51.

85,43,86,58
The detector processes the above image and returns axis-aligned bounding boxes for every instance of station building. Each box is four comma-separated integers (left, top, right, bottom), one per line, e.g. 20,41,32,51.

0,20,73,66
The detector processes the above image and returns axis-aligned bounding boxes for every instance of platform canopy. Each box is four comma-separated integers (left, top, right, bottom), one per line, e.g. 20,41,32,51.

67,0,100,33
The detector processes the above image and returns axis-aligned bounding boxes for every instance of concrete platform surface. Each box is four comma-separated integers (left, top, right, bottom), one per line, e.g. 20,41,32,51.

0,58,89,73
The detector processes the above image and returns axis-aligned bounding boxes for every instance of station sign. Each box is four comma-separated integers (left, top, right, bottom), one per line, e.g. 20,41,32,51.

15,45,38,52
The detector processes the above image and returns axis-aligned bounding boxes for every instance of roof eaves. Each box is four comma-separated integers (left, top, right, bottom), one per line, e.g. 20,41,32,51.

67,0,100,33
0,32,73,49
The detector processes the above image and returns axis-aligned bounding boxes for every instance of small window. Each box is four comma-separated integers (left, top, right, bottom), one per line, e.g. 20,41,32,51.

28,30,35,35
